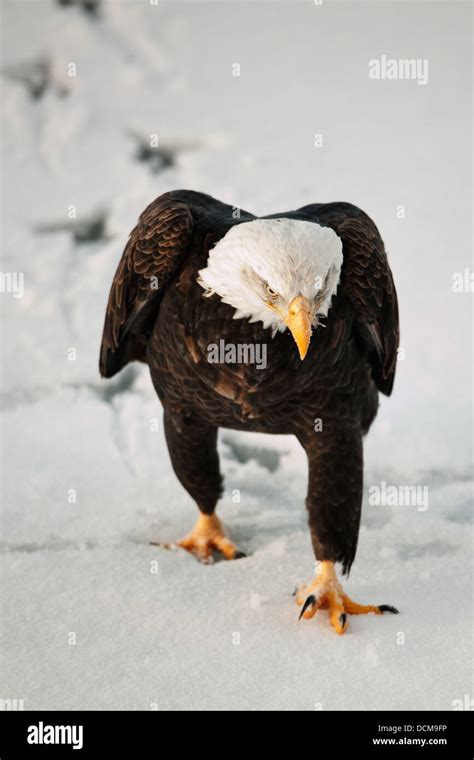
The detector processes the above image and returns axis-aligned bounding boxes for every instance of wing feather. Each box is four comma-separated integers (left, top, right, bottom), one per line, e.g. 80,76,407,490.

297,202,399,395
99,193,193,378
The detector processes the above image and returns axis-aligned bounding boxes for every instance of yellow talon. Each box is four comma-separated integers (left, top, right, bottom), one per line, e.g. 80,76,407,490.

296,561,398,634
152,513,245,563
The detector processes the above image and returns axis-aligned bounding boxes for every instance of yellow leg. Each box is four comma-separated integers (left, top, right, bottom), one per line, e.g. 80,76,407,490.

295,561,398,634
152,513,245,563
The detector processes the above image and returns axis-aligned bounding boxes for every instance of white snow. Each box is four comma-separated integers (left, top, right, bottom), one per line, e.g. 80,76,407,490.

0,0,472,710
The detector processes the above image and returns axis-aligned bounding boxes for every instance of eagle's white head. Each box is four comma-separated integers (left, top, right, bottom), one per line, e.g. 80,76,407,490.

197,218,343,359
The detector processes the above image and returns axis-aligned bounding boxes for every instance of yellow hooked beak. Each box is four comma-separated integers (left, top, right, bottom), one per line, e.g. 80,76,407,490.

284,295,313,360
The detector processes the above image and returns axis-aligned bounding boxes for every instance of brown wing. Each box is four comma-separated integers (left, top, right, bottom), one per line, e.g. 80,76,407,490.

99,193,193,378
296,202,399,396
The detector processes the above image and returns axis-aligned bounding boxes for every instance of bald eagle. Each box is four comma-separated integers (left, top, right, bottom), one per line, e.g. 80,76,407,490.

100,190,399,634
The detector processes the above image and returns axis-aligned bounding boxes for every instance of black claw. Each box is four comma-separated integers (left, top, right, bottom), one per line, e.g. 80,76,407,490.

299,594,316,620
339,613,347,630
378,604,399,614
233,550,247,559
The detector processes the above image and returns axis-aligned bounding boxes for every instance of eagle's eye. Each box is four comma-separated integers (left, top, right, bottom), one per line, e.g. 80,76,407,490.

265,284,278,299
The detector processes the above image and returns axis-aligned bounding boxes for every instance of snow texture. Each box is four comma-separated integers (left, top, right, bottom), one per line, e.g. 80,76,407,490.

0,0,472,710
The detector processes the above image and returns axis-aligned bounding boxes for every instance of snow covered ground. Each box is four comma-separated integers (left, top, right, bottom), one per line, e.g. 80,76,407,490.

1,0,472,710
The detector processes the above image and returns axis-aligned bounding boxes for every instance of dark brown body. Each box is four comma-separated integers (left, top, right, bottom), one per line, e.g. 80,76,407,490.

100,191,399,574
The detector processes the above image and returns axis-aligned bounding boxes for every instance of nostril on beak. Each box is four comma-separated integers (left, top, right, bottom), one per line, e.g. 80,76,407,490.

288,295,312,318
290,304,309,318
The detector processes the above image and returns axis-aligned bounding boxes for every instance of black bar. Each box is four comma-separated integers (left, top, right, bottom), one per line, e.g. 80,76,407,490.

0,710,472,757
